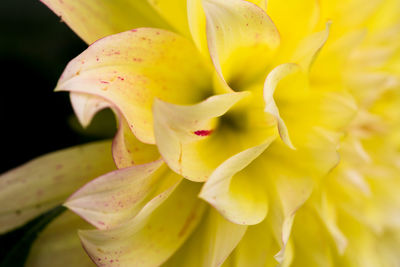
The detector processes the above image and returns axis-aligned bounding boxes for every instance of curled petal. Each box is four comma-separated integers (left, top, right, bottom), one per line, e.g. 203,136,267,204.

41,0,174,44
65,161,180,229
70,92,159,168
164,208,247,267
203,0,280,90
153,92,248,181
200,142,273,225
263,63,304,148
0,141,115,233
79,180,206,267
56,28,212,144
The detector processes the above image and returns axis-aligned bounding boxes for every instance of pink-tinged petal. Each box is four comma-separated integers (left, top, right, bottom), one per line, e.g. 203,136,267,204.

203,0,280,91
56,28,212,144
200,142,273,225
40,0,174,44
0,141,116,234
26,211,94,267
79,180,206,267
163,208,247,267
65,161,181,229
70,92,159,168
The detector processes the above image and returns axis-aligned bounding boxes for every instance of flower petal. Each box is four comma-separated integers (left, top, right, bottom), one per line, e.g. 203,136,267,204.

163,208,247,267
70,92,159,168
200,142,272,225
0,141,116,233
153,92,276,182
147,0,191,37
112,114,160,168
153,92,245,181
65,161,181,229
79,179,206,266
56,28,212,144
26,211,93,267
263,63,304,148
267,0,320,45
40,0,174,44
203,0,280,90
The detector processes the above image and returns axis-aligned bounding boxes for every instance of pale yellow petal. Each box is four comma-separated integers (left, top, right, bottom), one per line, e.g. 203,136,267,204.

203,0,280,90
26,211,94,267
163,208,247,267
56,28,212,144
69,92,159,168
153,92,246,181
79,180,206,266
153,92,276,182
0,141,115,233
65,161,180,229
41,0,173,44
148,0,191,37
200,143,272,225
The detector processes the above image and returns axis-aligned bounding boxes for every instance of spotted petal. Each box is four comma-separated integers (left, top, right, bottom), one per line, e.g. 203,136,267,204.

79,180,206,266
0,141,115,233
56,28,212,144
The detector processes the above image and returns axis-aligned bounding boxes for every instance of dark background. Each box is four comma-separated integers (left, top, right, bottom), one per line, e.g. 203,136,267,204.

0,0,114,173
0,1,116,265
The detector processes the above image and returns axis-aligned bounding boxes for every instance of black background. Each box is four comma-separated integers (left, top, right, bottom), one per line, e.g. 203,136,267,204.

0,0,91,173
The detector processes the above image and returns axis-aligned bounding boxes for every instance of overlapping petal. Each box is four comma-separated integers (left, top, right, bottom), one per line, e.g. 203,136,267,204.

79,180,205,266
0,141,115,233
56,28,212,144
153,92,276,182
203,0,280,91
200,143,272,225
164,208,247,267
41,0,177,44
26,211,94,267
65,161,181,229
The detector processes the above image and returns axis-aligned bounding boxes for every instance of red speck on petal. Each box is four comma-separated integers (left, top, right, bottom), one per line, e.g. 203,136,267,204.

100,81,109,84
131,29,138,32
194,130,213,136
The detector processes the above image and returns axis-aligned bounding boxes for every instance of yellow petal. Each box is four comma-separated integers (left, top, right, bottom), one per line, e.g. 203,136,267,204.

56,28,212,144
163,208,247,267
0,141,115,234
200,143,272,225
69,92,159,168
41,0,174,44
79,179,206,266
154,92,276,182
291,22,331,70
153,92,246,181
263,63,304,148
267,0,320,45
187,0,268,56
65,161,181,229
230,219,280,267
147,0,191,37
26,211,94,267
203,0,280,90
112,112,160,168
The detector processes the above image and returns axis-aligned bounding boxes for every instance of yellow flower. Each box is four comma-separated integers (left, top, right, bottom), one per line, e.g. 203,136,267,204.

1,0,399,266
